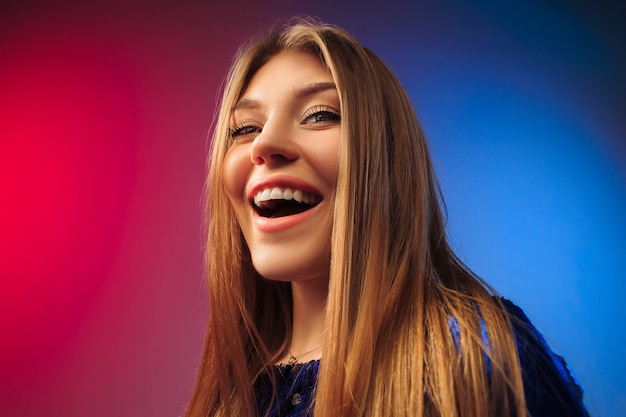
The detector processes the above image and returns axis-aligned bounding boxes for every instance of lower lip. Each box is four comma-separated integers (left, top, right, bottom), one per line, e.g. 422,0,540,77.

253,205,318,232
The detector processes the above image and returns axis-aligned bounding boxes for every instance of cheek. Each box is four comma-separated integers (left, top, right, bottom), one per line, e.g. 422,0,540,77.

222,146,250,202
310,134,340,189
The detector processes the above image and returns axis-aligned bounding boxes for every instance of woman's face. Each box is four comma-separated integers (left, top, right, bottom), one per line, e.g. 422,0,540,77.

223,50,340,283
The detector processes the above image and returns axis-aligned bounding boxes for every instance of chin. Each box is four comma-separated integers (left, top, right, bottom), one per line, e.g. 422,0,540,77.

251,253,330,283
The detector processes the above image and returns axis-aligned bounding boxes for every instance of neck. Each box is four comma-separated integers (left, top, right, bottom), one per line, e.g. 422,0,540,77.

285,277,328,363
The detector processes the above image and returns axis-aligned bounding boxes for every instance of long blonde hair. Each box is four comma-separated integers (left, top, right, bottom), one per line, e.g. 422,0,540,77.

186,18,527,417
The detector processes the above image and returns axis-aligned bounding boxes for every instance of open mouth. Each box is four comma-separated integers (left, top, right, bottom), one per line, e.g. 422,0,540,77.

252,187,322,218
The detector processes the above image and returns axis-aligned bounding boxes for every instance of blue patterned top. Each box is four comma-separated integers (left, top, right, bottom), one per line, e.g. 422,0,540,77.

254,299,589,416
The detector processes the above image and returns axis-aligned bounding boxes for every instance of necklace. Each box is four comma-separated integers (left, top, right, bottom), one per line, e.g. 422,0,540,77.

287,343,323,365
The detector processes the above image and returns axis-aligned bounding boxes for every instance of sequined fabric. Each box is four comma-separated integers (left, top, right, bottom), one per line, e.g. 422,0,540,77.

253,298,589,417
255,360,319,417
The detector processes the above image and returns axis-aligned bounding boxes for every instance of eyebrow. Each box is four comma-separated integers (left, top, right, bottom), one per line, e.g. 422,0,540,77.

231,82,337,112
294,81,337,99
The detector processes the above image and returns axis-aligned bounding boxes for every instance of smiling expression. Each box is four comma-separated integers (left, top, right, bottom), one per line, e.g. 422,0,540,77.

222,51,341,283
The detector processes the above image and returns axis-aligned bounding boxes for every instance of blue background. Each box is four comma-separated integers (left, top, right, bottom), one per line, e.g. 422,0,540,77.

322,3,626,415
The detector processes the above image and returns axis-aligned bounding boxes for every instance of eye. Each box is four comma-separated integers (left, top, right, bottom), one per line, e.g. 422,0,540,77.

301,106,341,125
229,123,261,140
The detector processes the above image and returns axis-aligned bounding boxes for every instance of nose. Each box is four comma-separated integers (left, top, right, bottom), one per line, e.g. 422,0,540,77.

250,120,299,166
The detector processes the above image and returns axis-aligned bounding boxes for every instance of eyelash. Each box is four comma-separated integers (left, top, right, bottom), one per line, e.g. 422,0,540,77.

301,106,341,125
229,106,341,140
229,123,260,139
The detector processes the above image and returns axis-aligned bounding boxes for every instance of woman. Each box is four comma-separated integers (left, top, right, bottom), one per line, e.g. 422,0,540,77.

186,18,588,417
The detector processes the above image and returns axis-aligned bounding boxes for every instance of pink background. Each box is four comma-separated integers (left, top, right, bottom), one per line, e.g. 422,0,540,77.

1,1,624,416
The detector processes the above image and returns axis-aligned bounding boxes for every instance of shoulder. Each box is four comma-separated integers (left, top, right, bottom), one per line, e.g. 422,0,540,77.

498,298,589,417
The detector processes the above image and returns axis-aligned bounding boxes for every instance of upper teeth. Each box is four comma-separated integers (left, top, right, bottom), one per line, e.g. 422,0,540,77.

253,187,320,207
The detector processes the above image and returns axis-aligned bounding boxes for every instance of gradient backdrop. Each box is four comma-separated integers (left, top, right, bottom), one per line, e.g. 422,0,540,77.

1,0,624,416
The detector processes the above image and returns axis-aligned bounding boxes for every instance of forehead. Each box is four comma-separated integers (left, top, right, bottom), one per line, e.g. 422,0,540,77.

238,50,334,103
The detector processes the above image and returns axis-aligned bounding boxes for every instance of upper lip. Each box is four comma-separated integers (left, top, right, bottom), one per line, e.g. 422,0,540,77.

247,175,323,203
